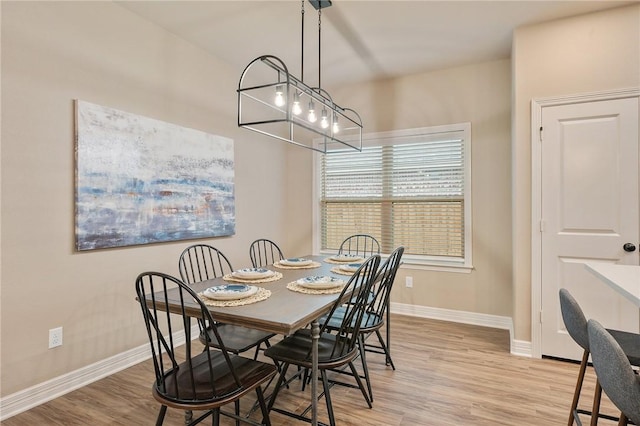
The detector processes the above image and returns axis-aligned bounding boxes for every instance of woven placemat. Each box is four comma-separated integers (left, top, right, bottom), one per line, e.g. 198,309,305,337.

323,257,365,265
273,261,322,270
286,281,345,295
222,271,283,284
330,266,358,276
198,287,271,307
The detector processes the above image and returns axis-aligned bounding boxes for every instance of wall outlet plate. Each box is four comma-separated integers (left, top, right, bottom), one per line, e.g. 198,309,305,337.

49,327,63,348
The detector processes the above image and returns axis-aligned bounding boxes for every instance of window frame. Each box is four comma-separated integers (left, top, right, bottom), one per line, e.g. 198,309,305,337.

312,122,473,272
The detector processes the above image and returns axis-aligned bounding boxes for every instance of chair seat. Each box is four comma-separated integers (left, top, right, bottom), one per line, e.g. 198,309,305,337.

200,324,275,354
156,351,277,406
264,329,357,369
322,307,383,332
608,328,640,366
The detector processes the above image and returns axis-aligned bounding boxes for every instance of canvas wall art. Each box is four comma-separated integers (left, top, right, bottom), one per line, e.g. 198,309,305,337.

75,100,235,251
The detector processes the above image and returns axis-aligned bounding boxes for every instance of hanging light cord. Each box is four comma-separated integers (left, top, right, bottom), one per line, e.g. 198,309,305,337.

300,0,305,83
318,7,322,90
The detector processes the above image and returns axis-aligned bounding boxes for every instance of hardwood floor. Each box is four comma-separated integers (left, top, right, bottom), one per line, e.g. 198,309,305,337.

2,315,619,425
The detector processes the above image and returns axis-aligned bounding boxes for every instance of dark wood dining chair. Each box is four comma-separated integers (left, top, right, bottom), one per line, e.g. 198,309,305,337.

135,271,276,426
249,239,285,268
264,254,381,426
321,246,404,401
338,234,381,258
559,288,640,426
588,319,640,426
178,244,275,358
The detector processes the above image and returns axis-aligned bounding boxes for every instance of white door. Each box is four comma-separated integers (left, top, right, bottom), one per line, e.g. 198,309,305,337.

540,97,640,360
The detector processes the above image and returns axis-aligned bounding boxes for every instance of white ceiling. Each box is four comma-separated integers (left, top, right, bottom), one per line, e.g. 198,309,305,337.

117,0,636,88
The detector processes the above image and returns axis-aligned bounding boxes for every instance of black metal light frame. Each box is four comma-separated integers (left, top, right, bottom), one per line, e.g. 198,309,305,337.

237,0,362,154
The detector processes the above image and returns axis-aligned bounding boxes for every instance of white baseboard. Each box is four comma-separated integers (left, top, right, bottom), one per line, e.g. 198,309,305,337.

2,307,533,421
0,326,198,421
390,302,532,357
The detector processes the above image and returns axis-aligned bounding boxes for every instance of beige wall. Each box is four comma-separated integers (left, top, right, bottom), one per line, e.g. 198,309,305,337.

512,4,640,341
330,61,514,317
0,1,294,396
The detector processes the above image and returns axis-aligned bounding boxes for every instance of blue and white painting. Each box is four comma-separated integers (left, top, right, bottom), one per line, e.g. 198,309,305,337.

75,100,235,251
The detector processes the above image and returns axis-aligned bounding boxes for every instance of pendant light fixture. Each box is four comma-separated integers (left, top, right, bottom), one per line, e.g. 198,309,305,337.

237,0,362,154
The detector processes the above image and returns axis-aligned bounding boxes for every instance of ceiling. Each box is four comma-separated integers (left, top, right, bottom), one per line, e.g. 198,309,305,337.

117,0,636,88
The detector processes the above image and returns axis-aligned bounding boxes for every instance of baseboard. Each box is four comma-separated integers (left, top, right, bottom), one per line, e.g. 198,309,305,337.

2,307,534,420
390,302,532,357
0,325,198,421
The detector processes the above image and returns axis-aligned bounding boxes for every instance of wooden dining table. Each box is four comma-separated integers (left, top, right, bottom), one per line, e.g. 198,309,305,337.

149,254,356,426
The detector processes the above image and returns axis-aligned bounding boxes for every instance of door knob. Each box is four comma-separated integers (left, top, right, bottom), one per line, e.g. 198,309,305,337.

623,243,637,252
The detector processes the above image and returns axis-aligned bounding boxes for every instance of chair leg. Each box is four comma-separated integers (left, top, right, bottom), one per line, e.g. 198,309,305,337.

321,369,336,426
301,367,310,391
618,413,629,426
349,361,373,408
212,408,220,426
590,380,603,426
185,409,193,425
374,329,395,370
155,405,167,426
385,307,391,366
569,350,589,426
234,400,240,426
358,333,374,401
256,386,271,426
267,362,291,412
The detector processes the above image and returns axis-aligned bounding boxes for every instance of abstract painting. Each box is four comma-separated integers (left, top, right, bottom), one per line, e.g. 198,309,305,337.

75,100,235,250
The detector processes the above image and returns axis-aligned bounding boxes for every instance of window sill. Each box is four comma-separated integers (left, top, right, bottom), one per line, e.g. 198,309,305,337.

399,260,473,274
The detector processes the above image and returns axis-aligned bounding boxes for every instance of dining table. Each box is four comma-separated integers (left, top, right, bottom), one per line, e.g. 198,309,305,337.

585,262,640,307
147,254,362,426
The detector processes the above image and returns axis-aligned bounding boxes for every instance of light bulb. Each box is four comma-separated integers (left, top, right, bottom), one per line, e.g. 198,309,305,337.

320,109,329,129
332,114,339,133
308,101,317,123
274,85,285,107
292,92,302,115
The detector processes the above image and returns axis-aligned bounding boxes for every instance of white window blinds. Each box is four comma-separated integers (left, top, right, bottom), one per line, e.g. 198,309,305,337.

320,124,470,262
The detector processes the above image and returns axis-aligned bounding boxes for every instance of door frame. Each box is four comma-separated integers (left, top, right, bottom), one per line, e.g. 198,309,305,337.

530,87,640,359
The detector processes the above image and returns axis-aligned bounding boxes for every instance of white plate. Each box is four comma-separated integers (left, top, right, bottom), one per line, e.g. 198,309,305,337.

280,257,313,267
203,284,258,301
330,253,364,262
232,268,274,280
339,263,362,273
296,276,344,290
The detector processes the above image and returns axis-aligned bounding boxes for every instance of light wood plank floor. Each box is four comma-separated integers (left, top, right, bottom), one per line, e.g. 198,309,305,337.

2,315,619,425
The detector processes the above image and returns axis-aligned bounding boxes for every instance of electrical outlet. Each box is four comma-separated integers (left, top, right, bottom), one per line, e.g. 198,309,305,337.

49,327,63,349
405,276,413,288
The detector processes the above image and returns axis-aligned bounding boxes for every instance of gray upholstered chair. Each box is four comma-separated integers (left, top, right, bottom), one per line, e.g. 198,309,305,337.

559,288,640,426
588,319,640,426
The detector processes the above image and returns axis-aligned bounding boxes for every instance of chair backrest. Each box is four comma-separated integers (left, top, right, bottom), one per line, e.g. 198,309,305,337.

249,238,284,268
319,254,381,359
588,319,640,425
338,234,381,258
366,247,404,324
135,272,242,403
559,288,589,351
178,244,233,284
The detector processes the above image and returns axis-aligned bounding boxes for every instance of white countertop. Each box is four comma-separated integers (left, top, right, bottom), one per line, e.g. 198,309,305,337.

585,263,640,307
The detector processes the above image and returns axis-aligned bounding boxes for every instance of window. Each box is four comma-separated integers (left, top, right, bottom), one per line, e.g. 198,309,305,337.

315,123,472,270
